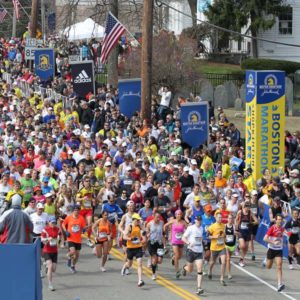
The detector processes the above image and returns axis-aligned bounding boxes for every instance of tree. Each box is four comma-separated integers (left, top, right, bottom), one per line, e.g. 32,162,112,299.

187,0,197,27
204,0,288,57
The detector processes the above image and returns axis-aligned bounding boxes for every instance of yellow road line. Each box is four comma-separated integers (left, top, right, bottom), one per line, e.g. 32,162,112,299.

110,248,201,300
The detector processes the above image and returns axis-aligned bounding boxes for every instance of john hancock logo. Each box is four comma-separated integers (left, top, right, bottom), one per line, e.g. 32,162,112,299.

183,110,206,133
259,74,282,96
38,54,52,71
246,73,255,95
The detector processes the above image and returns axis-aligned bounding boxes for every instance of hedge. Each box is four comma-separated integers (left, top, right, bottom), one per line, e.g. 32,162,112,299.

241,58,300,75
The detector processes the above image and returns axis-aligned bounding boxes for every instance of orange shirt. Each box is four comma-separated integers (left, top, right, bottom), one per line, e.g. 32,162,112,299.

63,214,86,243
215,177,227,188
97,219,111,242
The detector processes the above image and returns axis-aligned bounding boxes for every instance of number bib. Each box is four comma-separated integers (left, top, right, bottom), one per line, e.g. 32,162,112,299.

72,225,80,233
194,236,202,245
49,238,57,246
217,237,224,245
226,235,234,243
240,222,249,230
84,201,92,208
157,248,165,256
292,227,299,234
132,237,140,244
98,232,108,239
175,233,183,240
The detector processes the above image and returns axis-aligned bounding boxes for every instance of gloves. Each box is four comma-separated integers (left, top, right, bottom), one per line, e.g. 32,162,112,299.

65,231,71,237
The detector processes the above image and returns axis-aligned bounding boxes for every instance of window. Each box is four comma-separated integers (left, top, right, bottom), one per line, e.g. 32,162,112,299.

278,7,293,35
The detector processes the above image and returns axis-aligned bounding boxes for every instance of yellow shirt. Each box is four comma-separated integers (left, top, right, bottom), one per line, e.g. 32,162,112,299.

94,166,105,181
222,164,231,180
200,156,213,170
208,222,226,251
76,187,95,209
243,175,255,193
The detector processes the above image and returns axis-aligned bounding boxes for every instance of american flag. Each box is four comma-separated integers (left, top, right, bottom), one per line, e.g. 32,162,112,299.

12,0,21,20
100,12,126,64
0,8,7,23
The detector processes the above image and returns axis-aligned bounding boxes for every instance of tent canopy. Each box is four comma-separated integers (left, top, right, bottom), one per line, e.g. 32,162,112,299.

62,18,105,41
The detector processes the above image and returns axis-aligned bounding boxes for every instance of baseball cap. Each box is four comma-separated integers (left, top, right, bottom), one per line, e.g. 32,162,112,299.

11,194,22,206
36,202,44,209
191,159,197,165
195,215,202,221
194,195,201,202
290,169,299,175
42,177,49,183
33,186,42,193
204,204,212,212
160,163,166,168
67,149,73,155
281,178,291,185
132,213,142,220
183,166,189,172
24,169,31,175
232,193,239,198
45,192,52,198
72,204,81,210
126,200,135,207
49,216,57,224
104,161,112,167
251,190,258,196
174,139,181,144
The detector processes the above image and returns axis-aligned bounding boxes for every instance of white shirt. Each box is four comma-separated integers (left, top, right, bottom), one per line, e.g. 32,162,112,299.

30,212,49,234
158,88,172,107
183,192,196,208
189,167,200,184
73,151,86,164
183,224,204,253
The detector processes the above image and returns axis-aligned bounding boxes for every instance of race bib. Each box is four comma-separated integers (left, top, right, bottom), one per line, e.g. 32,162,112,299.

292,227,299,234
25,187,32,194
71,225,80,233
184,187,192,194
240,222,248,230
124,180,133,185
217,237,224,245
175,233,183,240
98,232,108,239
157,248,165,256
132,237,140,244
194,236,202,245
49,238,57,246
84,201,92,208
272,238,283,249
226,235,234,243
251,207,257,215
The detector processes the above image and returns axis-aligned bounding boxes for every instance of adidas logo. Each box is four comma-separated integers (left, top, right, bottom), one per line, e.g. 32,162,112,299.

74,70,92,83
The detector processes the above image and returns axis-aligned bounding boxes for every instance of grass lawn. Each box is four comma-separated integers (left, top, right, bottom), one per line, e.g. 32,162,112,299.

193,60,242,74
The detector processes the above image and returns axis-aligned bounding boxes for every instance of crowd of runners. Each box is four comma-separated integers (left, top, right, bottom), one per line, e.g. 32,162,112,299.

0,38,300,296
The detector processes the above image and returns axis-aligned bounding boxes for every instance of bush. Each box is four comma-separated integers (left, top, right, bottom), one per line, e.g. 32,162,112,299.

241,58,300,75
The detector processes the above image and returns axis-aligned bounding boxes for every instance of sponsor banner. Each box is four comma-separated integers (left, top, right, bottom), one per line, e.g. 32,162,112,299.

245,70,285,180
34,48,55,81
68,55,81,62
118,78,141,118
70,61,95,98
181,102,209,148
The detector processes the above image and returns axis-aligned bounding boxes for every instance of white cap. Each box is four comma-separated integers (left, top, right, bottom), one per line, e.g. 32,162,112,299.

160,163,166,168
81,132,89,139
30,132,36,137
45,192,52,198
48,107,53,110
183,166,189,172
232,193,239,198
11,194,22,206
174,139,181,144
125,166,132,171
191,159,197,165
24,169,31,175
67,150,73,154
104,161,112,167
126,200,134,207
84,124,90,129
159,126,165,130
122,142,127,147
281,178,291,185
73,129,81,136
36,202,44,209
171,151,177,156
290,169,299,175
251,190,258,196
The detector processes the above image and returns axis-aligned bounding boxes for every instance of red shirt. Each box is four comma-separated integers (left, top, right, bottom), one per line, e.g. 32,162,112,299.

41,225,61,254
266,224,285,250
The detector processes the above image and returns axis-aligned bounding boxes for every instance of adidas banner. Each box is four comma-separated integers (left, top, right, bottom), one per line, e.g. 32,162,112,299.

70,61,95,98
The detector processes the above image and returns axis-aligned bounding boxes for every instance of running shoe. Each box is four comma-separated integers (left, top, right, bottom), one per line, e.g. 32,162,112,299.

48,284,55,291
239,259,245,267
138,280,145,287
288,264,294,270
277,284,285,292
121,266,127,276
152,274,157,280
125,268,130,275
196,288,204,295
70,266,76,274
171,257,175,266
181,265,187,277
228,274,233,280
296,256,300,265
175,271,181,279
67,258,71,268
220,280,227,286
86,239,94,248
147,258,151,268
251,255,255,261
261,258,266,268
101,267,106,272
208,273,212,280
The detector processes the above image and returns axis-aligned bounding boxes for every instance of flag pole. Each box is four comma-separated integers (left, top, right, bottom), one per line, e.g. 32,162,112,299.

108,11,141,46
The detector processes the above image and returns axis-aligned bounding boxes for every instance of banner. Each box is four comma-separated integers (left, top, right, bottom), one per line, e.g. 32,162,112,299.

245,70,285,180
34,48,55,81
181,102,209,148
71,61,95,98
118,78,141,118
0,239,42,300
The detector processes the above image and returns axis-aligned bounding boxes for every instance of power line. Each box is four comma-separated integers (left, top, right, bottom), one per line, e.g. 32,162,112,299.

155,0,300,48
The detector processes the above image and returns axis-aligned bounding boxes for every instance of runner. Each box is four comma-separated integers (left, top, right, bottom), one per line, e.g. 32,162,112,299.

285,209,300,269
76,175,96,247
235,201,258,267
121,213,146,287
164,209,187,278
92,210,112,272
62,204,87,274
207,212,227,286
263,214,286,292
146,212,165,280
185,195,204,224
181,215,205,295
41,216,61,291
225,214,236,279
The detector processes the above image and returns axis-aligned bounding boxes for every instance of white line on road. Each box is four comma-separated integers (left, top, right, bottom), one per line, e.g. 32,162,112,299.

231,262,297,300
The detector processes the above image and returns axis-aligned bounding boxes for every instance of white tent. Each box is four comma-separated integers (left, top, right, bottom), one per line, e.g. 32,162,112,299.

62,18,105,41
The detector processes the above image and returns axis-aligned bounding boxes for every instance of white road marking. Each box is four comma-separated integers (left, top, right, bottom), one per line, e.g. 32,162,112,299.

231,262,297,300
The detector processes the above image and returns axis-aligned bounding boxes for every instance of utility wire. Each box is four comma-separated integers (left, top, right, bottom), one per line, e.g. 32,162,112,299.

155,0,300,48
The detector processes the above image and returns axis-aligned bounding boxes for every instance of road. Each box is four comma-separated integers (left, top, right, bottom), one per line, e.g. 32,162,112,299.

43,241,300,300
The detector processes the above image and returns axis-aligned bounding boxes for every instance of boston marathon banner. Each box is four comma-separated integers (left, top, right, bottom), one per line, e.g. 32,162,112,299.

34,48,55,81
181,102,209,148
70,61,95,98
245,70,285,180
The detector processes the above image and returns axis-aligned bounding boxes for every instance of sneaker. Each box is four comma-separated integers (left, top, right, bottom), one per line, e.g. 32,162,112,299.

208,273,212,280
101,267,106,272
48,284,55,291
228,274,233,280
138,280,145,287
261,258,266,268
239,259,245,267
125,268,130,275
296,256,300,265
152,274,157,280
175,271,181,279
86,239,94,248
196,288,204,295
251,255,255,261
181,265,187,277
147,258,151,268
171,257,175,266
108,254,112,261
121,266,127,276
277,284,285,292
220,280,227,286
288,264,294,270
234,249,239,256
67,258,71,268
70,266,76,274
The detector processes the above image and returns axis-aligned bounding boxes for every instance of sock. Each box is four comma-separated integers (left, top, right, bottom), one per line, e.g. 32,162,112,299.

151,264,157,274
288,256,293,264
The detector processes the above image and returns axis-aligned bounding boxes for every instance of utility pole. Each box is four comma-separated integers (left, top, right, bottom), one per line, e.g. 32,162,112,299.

30,0,38,38
41,0,46,42
107,0,119,88
141,0,154,120
12,9,16,37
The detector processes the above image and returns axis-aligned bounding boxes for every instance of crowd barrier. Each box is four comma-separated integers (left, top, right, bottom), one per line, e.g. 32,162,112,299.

0,239,42,300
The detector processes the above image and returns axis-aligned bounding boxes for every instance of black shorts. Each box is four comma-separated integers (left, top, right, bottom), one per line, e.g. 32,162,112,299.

250,224,258,236
203,240,211,251
239,230,251,242
148,241,164,257
122,239,127,247
68,241,82,251
289,235,300,245
43,252,58,263
126,247,143,260
267,249,283,260
186,249,203,263
95,239,109,245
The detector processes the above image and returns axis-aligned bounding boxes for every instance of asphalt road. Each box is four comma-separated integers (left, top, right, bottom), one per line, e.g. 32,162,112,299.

43,241,300,300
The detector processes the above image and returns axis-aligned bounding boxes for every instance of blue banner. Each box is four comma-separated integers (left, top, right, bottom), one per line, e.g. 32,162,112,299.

181,102,209,148
0,239,42,300
34,48,55,81
118,78,141,118
256,202,289,258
